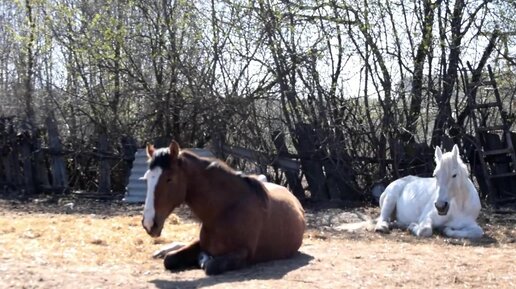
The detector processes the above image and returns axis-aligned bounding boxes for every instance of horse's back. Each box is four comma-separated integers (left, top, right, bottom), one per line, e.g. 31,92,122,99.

380,176,423,208
255,182,305,262
382,176,437,226
397,177,436,205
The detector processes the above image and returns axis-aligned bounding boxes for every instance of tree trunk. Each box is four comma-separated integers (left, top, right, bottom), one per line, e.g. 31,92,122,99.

431,0,465,147
23,0,36,133
406,0,438,133
324,129,362,201
294,123,328,200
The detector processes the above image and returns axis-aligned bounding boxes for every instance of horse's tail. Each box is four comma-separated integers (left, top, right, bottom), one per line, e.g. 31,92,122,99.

334,212,377,232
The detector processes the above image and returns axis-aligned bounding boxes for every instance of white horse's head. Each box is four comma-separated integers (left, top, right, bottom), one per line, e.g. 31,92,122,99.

433,144,469,216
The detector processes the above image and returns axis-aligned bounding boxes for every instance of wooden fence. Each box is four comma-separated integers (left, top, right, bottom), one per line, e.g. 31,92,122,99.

215,136,438,202
0,116,137,196
218,132,516,205
2,113,515,204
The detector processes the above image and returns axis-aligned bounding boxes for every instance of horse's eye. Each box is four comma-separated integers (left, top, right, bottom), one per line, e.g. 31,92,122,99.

166,178,172,183
452,174,457,178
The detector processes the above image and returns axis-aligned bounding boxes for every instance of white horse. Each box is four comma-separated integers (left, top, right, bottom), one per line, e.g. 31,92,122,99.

375,144,484,239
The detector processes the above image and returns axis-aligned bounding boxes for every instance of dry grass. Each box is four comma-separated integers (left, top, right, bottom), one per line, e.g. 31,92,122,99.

0,213,198,268
0,198,514,289
0,196,208,268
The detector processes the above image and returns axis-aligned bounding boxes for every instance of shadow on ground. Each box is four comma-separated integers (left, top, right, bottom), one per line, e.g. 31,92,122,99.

150,252,314,289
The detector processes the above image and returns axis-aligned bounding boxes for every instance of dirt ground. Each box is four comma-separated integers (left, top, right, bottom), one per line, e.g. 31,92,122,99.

0,195,514,289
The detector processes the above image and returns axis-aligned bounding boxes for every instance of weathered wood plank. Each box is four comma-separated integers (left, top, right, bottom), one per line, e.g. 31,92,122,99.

271,131,304,199
19,132,35,194
221,144,300,171
46,114,68,191
97,132,111,194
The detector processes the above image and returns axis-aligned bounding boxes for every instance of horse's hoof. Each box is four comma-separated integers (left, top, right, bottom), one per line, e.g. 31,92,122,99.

198,252,213,269
375,227,390,234
203,259,224,275
417,227,433,237
375,221,390,234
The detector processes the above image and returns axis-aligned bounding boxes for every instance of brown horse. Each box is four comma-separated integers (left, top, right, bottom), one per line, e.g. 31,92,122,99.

140,141,305,275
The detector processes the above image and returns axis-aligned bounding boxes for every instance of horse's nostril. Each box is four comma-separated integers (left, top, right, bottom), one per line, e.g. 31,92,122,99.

435,201,449,215
435,201,447,210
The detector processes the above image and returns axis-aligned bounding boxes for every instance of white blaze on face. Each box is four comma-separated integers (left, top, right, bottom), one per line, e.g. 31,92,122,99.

140,167,162,233
434,152,461,207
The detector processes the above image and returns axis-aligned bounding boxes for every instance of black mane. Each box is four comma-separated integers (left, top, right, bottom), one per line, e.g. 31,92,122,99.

149,148,269,206
181,151,269,206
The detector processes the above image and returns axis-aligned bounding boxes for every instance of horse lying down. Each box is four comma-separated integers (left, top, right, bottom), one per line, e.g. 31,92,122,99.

151,173,269,260
375,144,483,239
140,141,306,275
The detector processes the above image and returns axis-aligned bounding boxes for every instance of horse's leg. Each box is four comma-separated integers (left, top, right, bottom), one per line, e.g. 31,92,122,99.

375,183,402,233
443,223,483,239
203,248,249,275
163,240,201,271
152,241,186,259
408,218,433,237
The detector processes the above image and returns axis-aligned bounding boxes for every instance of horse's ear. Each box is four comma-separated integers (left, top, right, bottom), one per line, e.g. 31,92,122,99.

169,140,180,160
146,144,155,158
434,146,443,163
452,144,459,160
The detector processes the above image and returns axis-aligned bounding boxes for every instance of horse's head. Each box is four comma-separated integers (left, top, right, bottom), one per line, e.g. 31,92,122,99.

140,141,187,237
432,144,469,216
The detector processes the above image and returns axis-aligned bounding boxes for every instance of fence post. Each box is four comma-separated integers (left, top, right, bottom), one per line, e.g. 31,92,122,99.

0,118,17,189
271,131,304,200
19,132,35,195
46,114,68,192
97,132,111,194
121,135,137,189
34,128,50,190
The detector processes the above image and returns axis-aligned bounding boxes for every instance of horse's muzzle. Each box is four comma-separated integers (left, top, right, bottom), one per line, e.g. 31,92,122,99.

141,219,162,237
435,201,449,215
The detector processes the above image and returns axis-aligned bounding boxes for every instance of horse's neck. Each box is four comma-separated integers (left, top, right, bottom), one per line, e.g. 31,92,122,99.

183,157,246,223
